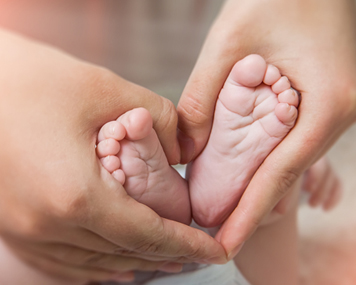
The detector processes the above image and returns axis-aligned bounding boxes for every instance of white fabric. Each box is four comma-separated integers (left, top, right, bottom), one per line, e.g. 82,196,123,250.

144,261,250,285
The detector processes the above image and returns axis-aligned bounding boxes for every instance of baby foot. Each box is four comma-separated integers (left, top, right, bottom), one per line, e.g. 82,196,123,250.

187,54,299,227
97,108,191,225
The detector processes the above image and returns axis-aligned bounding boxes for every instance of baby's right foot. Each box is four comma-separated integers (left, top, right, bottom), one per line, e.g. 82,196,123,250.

97,108,191,225
188,54,299,227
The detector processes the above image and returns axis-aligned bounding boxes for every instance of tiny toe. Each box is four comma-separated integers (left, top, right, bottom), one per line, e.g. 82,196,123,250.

118,108,153,141
100,155,121,173
96,139,121,158
275,103,298,126
263,64,281,85
112,169,126,185
272,76,291,94
98,121,126,142
278,89,299,107
229,54,267,87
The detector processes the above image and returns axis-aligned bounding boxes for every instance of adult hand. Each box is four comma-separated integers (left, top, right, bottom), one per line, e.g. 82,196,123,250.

178,0,356,257
0,29,226,283
303,156,343,211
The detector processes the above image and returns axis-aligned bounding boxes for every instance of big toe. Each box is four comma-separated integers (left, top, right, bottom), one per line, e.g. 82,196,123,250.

230,54,267,87
118,108,153,141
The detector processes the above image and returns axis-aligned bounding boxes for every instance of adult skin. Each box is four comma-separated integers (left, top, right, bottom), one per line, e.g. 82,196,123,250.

178,0,356,256
0,28,226,283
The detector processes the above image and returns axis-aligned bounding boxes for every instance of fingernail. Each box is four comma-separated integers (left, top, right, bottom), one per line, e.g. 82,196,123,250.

177,129,195,164
158,262,183,273
227,243,245,260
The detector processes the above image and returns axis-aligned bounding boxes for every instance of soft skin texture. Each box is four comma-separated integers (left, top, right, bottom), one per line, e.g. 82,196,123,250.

188,55,298,228
178,0,356,256
97,108,191,225
0,28,226,283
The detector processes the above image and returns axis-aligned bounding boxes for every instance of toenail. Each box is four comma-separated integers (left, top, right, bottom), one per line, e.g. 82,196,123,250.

111,124,116,135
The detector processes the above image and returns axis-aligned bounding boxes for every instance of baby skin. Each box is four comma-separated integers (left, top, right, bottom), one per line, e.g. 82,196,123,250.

187,54,299,227
97,54,298,228
96,107,191,225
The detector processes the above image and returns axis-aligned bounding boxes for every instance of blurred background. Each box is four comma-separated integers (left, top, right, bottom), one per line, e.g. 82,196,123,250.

1,1,356,284
0,0,222,105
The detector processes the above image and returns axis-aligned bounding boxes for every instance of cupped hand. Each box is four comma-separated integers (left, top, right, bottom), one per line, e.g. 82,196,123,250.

0,28,226,283
178,0,356,257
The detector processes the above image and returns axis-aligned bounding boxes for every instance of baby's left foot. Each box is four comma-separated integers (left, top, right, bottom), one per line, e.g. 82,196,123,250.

96,108,191,225
188,54,299,227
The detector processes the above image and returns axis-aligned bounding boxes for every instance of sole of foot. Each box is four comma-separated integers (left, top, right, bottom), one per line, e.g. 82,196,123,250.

188,54,299,227
97,108,191,225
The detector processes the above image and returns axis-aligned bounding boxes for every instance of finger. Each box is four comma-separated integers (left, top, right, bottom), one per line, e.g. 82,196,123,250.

177,33,240,163
308,166,333,207
83,176,227,264
18,242,183,274
272,185,297,215
302,157,341,209
311,168,342,210
7,243,125,283
87,71,180,165
323,181,343,211
302,157,329,194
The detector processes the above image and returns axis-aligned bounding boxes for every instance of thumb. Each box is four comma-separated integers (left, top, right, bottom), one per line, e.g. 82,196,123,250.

84,67,180,165
177,36,240,164
87,170,227,264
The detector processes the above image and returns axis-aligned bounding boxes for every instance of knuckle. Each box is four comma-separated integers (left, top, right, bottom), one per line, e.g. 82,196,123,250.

80,65,115,91
129,217,165,255
183,232,204,260
15,213,47,239
167,231,202,262
76,65,121,122
178,91,211,129
48,186,90,224
113,246,136,256
155,99,178,134
55,246,106,267
275,168,300,197
133,238,163,255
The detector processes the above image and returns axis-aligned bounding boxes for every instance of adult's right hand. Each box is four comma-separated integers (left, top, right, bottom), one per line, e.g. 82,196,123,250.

0,28,226,283
178,0,356,257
